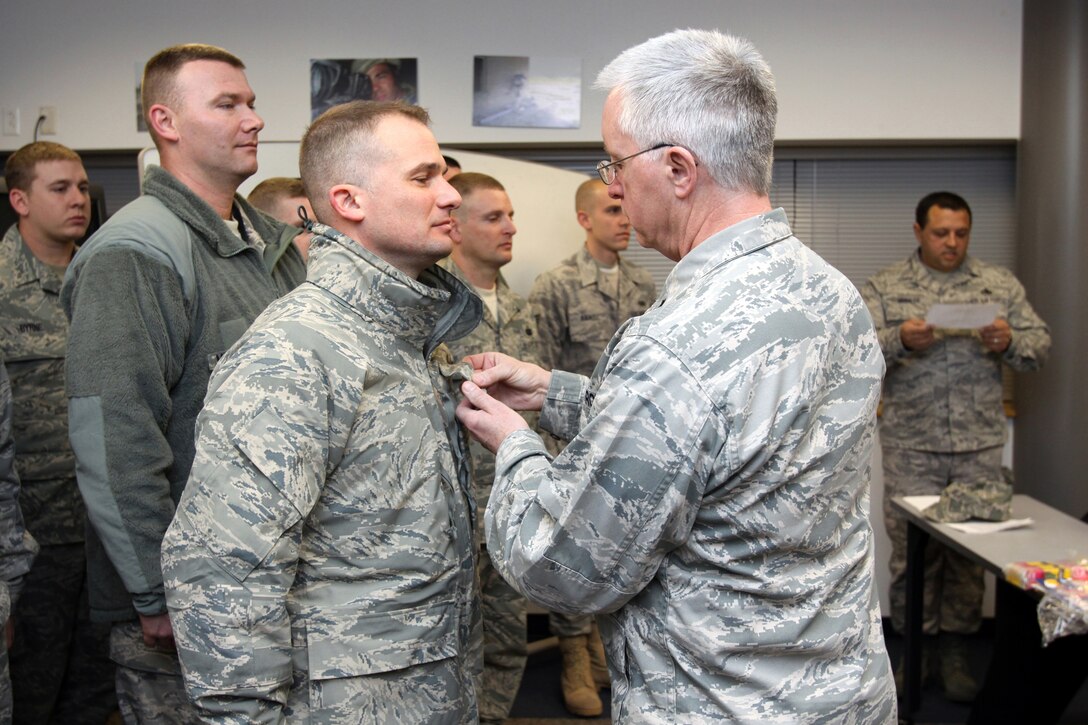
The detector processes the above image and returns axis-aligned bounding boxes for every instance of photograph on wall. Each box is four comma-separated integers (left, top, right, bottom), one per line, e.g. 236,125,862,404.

135,63,147,133
473,56,581,129
310,58,418,120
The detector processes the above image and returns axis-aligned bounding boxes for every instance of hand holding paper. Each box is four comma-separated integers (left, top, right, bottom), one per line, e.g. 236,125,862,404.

925,302,1001,329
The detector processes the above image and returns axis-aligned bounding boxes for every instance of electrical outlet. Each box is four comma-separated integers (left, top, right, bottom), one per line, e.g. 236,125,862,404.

38,106,56,135
2,107,19,136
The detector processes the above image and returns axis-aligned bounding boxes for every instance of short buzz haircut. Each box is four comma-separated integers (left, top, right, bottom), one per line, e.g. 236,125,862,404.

248,177,307,214
575,177,608,214
299,100,430,222
141,44,245,144
4,141,83,192
595,28,778,197
915,191,972,228
448,172,504,200
442,155,461,172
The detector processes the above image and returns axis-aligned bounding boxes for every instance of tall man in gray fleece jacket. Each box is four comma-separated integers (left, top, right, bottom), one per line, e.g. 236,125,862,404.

61,43,305,723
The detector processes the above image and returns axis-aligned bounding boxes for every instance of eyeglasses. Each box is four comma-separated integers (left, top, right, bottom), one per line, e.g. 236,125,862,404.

596,143,673,185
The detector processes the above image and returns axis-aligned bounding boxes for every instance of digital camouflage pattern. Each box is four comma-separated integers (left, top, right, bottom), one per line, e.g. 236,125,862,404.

862,253,1050,453
864,252,1049,637
473,547,527,724
487,209,896,723
881,446,1000,635
439,259,542,522
110,620,201,725
529,245,656,377
923,475,1013,523
439,258,539,723
529,245,656,640
0,225,83,545
0,355,38,725
163,227,483,724
0,225,115,722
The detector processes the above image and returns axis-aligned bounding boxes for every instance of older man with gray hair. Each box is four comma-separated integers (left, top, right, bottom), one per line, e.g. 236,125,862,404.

456,29,896,723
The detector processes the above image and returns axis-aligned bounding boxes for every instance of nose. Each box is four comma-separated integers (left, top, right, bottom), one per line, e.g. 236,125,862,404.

243,107,265,133
608,181,623,200
71,187,90,207
438,177,461,210
505,217,517,235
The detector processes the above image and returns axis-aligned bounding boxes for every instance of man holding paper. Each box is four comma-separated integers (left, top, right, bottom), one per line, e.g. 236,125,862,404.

863,191,1050,703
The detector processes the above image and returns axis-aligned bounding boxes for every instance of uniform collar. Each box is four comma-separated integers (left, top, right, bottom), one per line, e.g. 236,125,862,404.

306,224,482,357
907,250,980,287
660,208,793,301
143,165,298,270
437,256,516,328
1,223,67,293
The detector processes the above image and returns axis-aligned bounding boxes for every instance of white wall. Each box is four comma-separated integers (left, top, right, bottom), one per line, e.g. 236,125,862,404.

0,0,1021,152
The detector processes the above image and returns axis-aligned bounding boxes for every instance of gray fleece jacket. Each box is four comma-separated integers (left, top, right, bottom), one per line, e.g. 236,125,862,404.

62,165,306,622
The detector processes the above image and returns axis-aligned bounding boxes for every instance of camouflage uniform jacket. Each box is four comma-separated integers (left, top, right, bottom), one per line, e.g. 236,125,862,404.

0,355,38,627
163,227,483,723
529,246,656,376
862,252,1050,452
439,257,542,519
0,225,83,544
486,209,896,723
62,165,306,622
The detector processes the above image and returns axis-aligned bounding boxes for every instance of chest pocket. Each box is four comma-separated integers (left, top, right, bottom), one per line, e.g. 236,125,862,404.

884,297,927,325
1,317,67,364
207,317,252,371
569,312,612,345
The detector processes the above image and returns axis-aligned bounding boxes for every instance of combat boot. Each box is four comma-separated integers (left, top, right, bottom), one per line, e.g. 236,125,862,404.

558,635,603,716
939,632,979,703
587,623,610,689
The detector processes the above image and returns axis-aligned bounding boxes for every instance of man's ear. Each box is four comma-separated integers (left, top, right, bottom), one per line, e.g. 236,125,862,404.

576,209,592,231
8,188,29,218
148,104,179,143
912,222,924,244
665,146,699,200
329,184,366,222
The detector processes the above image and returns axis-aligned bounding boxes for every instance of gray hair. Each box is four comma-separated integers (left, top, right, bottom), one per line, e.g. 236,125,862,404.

595,29,777,196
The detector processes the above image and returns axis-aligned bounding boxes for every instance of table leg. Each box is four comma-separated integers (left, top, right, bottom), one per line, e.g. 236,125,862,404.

902,520,928,723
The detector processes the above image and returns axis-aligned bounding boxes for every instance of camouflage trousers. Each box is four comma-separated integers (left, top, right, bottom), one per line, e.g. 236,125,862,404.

883,445,1001,635
110,621,203,725
9,542,115,724
471,545,527,724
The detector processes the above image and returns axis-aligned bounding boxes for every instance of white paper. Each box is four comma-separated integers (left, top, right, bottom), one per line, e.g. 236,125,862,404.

925,303,1001,329
902,495,941,510
946,518,1034,534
